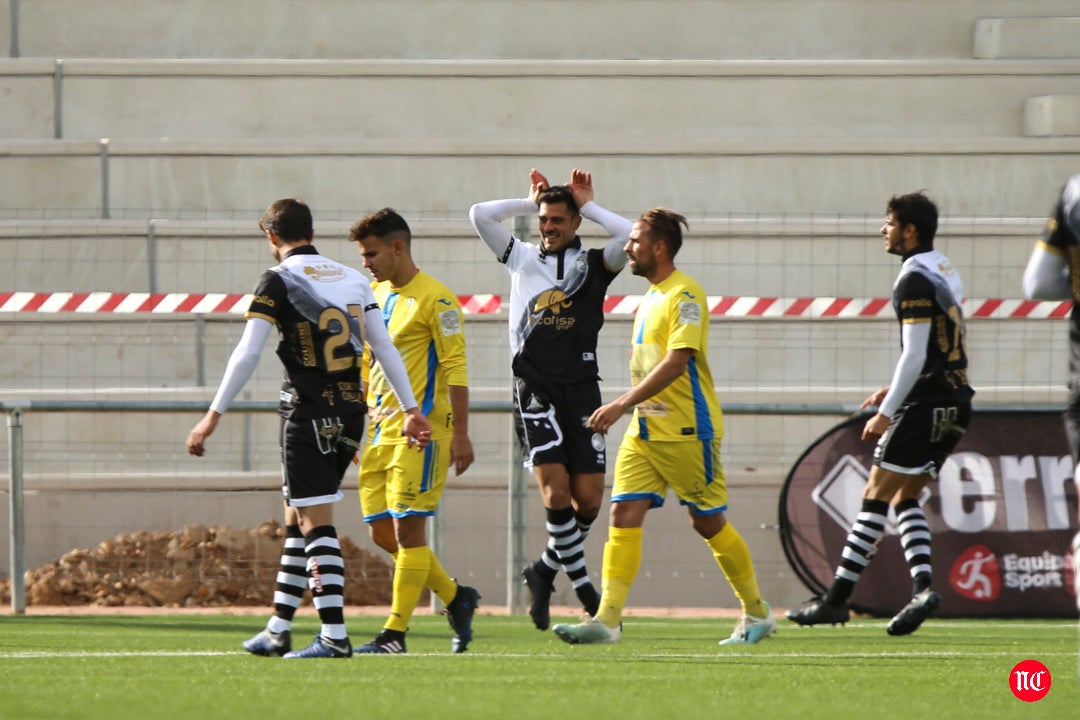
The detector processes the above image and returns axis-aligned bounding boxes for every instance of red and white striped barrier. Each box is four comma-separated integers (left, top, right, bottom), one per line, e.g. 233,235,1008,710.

0,291,1072,319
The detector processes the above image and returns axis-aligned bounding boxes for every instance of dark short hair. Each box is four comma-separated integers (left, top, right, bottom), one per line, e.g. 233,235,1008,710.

537,185,579,215
258,198,313,242
348,207,412,247
887,192,938,247
638,207,689,258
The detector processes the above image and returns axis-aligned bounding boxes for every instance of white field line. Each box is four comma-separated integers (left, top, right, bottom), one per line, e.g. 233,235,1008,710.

1,649,1076,660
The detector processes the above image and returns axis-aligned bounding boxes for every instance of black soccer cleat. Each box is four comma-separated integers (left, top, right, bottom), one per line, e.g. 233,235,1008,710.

886,588,941,636
445,583,481,653
355,629,407,655
521,563,554,631
785,597,851,627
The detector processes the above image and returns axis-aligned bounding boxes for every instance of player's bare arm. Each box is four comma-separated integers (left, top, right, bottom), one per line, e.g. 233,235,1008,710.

401,408,433,450
860,386,888,409
186,410,221,457
861,413,892,442
588,349,692,434
448,384,474,476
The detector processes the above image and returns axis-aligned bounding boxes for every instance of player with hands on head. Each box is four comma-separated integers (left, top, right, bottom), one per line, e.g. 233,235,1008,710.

469,168,631,630
186,198,431,660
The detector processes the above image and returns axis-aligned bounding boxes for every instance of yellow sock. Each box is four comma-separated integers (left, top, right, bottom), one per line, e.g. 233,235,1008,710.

426,548,458,605
386,545,430,633
706,523,767,618
596,526,643,628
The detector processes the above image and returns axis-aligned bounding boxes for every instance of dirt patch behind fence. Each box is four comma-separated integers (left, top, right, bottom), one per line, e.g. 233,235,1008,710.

0,520,392,608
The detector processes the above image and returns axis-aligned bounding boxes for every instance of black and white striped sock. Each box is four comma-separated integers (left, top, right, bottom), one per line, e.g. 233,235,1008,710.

266,524,306,634
895,498,933,594
547,506,594,591
304,525,347,642
827,499,889,606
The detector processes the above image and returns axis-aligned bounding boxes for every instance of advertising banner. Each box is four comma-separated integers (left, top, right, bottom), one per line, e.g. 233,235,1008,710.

780,411,1078,617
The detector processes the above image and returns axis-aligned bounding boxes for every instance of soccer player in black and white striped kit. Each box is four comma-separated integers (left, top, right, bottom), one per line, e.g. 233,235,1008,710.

187,198,432,658
1023,172,1080,613
470,169,631,629
787,192,974,636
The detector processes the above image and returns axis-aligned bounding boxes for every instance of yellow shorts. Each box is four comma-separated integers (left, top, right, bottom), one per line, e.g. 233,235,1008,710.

611,434,728,515
359,439,448,521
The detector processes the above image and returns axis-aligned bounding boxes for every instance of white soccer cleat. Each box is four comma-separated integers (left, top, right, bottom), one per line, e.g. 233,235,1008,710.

552,617,621,645
719,603,778,645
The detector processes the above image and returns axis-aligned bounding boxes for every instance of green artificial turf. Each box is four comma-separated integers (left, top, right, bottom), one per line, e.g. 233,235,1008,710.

0,613,1076,720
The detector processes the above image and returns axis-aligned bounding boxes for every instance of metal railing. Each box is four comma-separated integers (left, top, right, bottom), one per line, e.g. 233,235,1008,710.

0,397,883,614
4,397,1068,614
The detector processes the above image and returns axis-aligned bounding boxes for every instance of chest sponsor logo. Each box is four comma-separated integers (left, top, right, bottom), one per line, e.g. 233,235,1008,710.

530,289,576,329
534,289,573,314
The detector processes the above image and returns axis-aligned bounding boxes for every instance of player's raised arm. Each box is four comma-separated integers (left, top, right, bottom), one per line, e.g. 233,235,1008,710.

568,168,631,273
469,169,549,261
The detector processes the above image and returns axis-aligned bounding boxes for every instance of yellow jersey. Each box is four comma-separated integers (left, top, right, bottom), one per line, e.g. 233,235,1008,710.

626,269,723,442
364,270,467,444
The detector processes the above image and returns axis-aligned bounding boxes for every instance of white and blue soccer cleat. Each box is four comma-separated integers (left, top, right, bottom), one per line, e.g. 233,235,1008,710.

719,603,778,645
552,617,621,645
242,628,291,657
282,634,352,659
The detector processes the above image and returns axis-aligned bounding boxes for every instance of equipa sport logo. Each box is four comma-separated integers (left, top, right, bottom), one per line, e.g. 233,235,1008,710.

950,545,1072,602
949,545,1001,601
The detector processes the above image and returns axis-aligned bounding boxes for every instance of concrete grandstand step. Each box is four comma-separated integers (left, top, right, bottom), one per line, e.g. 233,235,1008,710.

1,137,1078,220
11,0,1079,60
1024,95,1080,136
6,58,1080,141
974,16,1080,59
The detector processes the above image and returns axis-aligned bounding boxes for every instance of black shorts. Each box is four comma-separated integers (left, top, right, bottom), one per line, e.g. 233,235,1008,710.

512,376,606,475
280,414,366,507
873,397,972,476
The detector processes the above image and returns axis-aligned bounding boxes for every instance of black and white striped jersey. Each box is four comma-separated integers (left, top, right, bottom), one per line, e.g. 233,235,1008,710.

891,247,973,402
246,245,373,419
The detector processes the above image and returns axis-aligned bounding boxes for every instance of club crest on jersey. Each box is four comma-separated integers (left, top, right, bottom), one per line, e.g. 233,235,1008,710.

303,263,347,282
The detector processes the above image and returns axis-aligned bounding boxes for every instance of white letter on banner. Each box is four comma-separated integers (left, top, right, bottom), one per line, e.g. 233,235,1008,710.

1039,455,1074,530
939,452,996,532
999,455,1034,532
